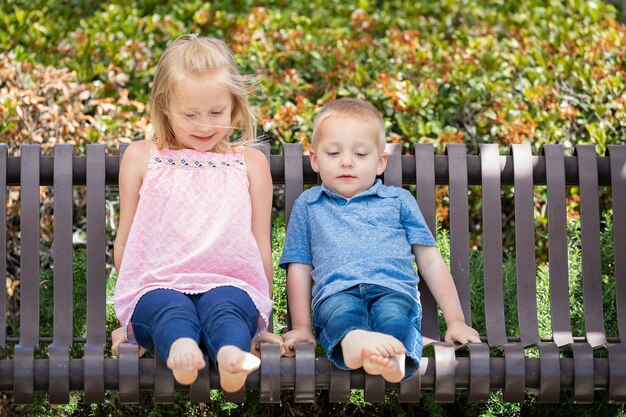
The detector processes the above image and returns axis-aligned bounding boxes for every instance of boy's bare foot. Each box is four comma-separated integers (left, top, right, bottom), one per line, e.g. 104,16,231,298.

340,330,406,369
166,338,206,385
362,348,406,383
217,345,261,392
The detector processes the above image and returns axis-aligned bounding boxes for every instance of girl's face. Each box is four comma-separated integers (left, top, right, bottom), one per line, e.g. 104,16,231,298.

168,71,233,152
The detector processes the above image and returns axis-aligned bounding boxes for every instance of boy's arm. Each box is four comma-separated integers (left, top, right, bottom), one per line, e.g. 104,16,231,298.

413,245,480,344
282,263,316,357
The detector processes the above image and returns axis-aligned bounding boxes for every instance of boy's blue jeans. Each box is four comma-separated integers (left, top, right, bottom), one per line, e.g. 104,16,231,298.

312,283,422,380
130,286,259,363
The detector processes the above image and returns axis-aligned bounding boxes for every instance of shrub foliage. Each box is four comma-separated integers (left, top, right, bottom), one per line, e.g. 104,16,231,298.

1,0,625,155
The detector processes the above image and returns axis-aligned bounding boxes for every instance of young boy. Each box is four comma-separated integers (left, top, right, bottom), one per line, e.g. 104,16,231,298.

280,98,480,382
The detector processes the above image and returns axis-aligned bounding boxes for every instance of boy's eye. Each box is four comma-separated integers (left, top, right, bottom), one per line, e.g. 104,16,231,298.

327,152,340,156
355,152,368,157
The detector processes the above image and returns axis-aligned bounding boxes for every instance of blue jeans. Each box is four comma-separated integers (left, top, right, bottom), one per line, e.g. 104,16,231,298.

312,284,422,380
130,286,259,363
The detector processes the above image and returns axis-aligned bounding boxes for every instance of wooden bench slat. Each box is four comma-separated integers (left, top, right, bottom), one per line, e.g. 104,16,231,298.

447,144,472,323
468,343,490,402
433,342,456,402
18,145,40,347
260,342,282,403
414,143,440,342
608,145,626,344
84,144,107,403
364,373,385,403
283,143,304,224
537,342,560,403
512,144,540,346
576,145,607,348
49,144,74,404
153,355,175,403
14,145,41,404
398,370,421,403
544,145,574,346
570,343,595,403
0,144,6,348
503,343,525,402
480,144,507,346
293,342,316,403
329,363,350,402
53,145,74,345
383,143,402,187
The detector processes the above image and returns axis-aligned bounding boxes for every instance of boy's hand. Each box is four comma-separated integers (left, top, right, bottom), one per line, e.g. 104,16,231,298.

111,327,146,357
282,327,317,357
444,321,481,345
251,330,285,357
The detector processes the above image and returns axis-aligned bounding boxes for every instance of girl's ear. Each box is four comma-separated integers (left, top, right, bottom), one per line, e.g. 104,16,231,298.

376,151,388,176
310,148,320,173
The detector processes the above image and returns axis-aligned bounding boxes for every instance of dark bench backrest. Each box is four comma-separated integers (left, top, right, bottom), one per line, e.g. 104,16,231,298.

1,142,626,404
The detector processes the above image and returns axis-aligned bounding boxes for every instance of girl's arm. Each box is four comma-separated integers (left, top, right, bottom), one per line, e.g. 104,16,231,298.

111,140,149,348
244,147,273,293
245,148,285,353
114,140,150,272
413,245,480,344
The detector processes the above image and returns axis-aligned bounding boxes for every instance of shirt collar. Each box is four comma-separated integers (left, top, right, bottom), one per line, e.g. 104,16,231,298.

306,179,398,203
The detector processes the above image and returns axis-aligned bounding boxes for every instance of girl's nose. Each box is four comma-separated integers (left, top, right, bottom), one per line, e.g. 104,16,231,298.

195,117,213,132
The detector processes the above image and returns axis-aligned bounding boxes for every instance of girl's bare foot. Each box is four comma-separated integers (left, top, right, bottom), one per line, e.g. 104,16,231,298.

217,345,261,392
362,348,406,382
166,338,206,385
340,330,406,369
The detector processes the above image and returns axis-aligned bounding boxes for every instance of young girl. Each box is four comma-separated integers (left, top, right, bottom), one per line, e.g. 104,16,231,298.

111,34,283,392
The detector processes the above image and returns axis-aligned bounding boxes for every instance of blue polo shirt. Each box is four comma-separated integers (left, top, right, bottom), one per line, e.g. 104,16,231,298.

279,179,437,311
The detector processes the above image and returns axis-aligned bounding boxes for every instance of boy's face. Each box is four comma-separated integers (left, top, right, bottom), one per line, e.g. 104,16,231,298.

310,116,387,199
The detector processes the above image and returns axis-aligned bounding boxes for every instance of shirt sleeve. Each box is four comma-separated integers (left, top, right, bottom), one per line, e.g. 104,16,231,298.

279,195,313,269
399,189,437,247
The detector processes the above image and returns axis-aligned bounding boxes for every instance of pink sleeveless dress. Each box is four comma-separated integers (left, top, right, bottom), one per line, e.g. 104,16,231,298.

114,144,273,342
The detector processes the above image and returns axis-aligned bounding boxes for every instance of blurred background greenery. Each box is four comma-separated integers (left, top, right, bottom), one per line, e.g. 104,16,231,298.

1,0,625,416
2,0,625,156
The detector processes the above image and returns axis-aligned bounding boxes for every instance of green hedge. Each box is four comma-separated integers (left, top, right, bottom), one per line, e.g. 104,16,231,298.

1,0,625,155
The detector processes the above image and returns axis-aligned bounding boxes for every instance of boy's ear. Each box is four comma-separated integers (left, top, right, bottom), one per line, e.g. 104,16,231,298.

376,151,388,176
310,147,320,173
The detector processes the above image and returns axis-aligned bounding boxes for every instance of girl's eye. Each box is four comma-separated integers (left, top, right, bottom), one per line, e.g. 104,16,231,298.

211,111,224,116
184,114,195,118
355,153,368,157
327,152,340,156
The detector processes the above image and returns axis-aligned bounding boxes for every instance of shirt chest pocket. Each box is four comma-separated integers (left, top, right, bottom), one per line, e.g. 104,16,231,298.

364,200,401,228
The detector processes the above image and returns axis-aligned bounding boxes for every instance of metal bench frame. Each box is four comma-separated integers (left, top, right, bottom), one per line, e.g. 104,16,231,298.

1,142,625,404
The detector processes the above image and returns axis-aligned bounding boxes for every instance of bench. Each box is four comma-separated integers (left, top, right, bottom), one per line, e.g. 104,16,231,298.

1,142,625,405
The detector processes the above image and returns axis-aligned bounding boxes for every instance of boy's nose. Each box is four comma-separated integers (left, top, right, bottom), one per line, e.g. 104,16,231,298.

340,155,353,167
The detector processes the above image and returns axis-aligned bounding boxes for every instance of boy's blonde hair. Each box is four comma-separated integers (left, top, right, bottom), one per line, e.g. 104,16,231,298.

311,98,386,150
149,34,257,152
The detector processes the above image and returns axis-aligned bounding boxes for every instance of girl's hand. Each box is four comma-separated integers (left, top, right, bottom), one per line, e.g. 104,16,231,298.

111,327,147,357
443,321,481,345
282,327,317,357
251,331,285,357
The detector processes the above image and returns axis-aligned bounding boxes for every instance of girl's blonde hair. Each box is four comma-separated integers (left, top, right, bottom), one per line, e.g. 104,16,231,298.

311,98,386,151
149,34,257,152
